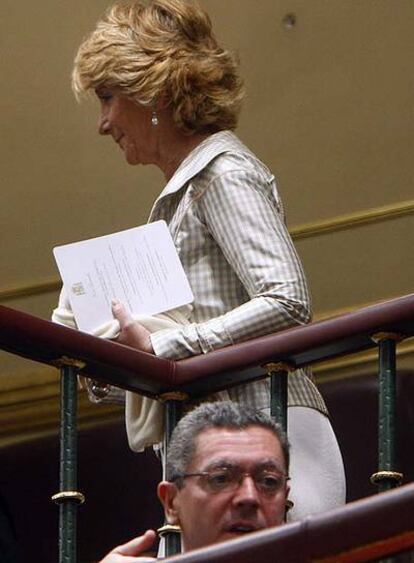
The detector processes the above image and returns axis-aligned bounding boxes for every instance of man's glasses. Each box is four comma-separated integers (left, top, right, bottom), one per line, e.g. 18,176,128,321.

174,465,289,496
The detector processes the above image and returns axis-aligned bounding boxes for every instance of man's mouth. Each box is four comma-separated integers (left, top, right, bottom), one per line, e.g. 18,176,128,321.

226,522,259,534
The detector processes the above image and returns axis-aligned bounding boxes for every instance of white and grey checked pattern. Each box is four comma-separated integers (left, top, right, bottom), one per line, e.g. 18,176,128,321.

147,131,328,415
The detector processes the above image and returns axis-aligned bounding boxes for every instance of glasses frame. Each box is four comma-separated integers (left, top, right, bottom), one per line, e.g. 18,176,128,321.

173,466,290,496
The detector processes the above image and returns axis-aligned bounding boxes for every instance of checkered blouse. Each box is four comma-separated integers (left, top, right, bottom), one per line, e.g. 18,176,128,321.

145,131,327,415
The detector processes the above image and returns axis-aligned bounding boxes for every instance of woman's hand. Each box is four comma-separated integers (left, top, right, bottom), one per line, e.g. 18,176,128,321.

111,300,154,354
99,529,157,562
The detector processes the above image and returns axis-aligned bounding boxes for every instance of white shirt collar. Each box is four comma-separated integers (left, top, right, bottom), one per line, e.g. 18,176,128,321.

151,130,245,207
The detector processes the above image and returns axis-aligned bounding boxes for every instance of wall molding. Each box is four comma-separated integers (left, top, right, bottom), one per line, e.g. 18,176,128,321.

1,339,413,448
0,386,123,449
314,339,414,382
291,199,414,241
1,199,413,302
313,294,407,322
0,278,61,302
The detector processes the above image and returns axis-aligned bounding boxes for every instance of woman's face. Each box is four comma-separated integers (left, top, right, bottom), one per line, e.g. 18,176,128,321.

96,87,157,166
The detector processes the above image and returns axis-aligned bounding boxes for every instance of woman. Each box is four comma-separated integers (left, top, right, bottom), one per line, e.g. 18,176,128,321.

55,0,345,520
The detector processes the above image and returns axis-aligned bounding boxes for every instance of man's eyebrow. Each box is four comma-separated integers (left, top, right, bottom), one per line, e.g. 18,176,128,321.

256,459,286,472
202,458,285,472
202,459,235,471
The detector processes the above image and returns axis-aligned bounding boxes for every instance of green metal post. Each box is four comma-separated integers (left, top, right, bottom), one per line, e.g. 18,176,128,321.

159,393,187,557
267,363,290,522
370,334,403,495
373,339,401,563
52,362,85,563
267,363,289,434
165,399,182,445
378,338,397,492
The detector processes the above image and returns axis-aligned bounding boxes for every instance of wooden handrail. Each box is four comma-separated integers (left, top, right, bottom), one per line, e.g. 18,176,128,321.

166,483,414,562
0,293,413,398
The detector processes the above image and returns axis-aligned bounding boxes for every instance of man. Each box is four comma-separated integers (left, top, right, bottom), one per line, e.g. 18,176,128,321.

101,401,290,562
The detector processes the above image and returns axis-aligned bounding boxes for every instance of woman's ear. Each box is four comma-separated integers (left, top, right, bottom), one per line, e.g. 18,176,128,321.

157,481,180,525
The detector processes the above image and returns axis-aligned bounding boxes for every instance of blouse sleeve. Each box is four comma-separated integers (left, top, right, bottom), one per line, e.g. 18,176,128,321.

150,167,311,360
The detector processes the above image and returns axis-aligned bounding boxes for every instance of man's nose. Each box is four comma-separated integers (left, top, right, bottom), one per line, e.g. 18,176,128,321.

232,476,260,507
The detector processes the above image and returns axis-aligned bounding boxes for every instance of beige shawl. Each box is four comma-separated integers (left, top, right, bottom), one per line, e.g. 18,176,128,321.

52,287,191,452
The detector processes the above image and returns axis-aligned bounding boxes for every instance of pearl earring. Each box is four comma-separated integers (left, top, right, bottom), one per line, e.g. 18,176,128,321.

151,110,159,126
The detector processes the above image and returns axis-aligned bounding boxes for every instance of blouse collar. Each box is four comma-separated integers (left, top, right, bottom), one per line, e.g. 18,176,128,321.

151,130,245,208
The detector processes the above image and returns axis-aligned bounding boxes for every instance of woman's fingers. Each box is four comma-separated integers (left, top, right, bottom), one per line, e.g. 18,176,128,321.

111,299,134,328
111,300,154,354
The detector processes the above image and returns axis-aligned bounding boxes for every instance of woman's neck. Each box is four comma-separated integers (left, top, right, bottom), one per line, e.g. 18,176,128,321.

154,109,211,180
162,133,210,180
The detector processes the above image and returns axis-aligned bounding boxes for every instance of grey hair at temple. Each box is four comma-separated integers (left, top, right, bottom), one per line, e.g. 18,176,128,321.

166,401,290,485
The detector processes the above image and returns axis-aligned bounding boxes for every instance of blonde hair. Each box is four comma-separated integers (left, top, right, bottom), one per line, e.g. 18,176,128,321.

72,0,244,134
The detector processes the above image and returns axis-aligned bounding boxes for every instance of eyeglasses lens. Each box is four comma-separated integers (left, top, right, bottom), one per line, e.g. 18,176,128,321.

205,467,285,495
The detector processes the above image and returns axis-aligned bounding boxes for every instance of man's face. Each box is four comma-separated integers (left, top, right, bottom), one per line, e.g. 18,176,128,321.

158,426,289,551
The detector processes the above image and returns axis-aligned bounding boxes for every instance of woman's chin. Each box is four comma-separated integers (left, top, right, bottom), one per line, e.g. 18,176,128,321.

124,153,141,166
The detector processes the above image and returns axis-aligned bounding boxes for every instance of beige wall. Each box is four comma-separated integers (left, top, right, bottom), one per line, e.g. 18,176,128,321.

1,0,413,443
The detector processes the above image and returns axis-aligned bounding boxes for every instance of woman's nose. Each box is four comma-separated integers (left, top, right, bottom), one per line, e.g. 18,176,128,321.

98,113,110,135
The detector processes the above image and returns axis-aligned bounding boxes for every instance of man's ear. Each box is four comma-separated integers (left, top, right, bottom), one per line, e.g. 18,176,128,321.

157,481,180,525
284,485,292,522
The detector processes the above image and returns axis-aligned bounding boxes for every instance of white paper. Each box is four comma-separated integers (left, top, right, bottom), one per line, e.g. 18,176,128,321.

53,221,193,333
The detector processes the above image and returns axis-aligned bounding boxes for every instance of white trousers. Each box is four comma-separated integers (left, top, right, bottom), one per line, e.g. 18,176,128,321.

284,406,346,522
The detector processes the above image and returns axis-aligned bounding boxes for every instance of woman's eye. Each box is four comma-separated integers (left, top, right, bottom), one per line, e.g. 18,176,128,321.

96,90,113,101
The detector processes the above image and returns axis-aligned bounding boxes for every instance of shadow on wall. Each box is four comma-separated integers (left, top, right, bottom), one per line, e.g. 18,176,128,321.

320,369,414,502
0,422,163,563
0,492,21,563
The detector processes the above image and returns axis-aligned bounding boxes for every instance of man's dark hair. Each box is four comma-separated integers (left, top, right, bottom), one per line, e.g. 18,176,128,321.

166,401,289,485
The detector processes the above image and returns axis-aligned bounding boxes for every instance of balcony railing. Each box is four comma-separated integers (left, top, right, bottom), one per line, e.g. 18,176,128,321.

166,482,414,562
1,292,413,562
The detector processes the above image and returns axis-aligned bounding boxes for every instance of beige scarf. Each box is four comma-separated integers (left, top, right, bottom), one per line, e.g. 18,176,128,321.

52,287,191,452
